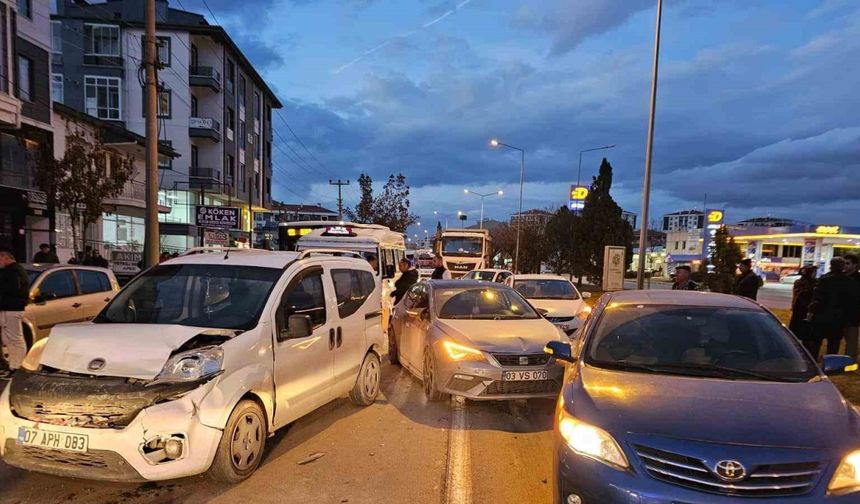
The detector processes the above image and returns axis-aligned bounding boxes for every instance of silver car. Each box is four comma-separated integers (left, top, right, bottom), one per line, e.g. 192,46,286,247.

388,280,567,400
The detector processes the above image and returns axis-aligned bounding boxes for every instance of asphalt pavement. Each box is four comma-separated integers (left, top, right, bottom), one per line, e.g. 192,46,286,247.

0,363,556,504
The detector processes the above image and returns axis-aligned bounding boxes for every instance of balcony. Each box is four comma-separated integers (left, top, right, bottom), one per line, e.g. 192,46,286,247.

189,66,221,92
104,180,171,213
0,93,21,128
189,167,223,192
189,117,221,142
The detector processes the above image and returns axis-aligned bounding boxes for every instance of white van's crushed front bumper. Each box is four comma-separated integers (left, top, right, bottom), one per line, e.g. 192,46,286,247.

0,376,222,482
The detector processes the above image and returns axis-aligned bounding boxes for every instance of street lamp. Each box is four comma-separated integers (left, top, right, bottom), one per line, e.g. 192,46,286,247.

434,210,463,229
577,145,616,188
489,138,525,274
637,0,664,290
463,189,503,229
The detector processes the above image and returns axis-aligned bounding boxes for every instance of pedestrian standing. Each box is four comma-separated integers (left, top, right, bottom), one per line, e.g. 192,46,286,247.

391,258,419,305
0,249,30,378
430,255,451,280
842,254,860,362
91,249,109,269
734,258,762,300
789,266,816,349
671,265,698,290
807,257,857,360
32,243,59,263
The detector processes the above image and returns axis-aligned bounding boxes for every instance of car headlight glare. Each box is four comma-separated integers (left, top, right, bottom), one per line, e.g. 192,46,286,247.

442,341,485,362
21,338,48,371
154,346,224,384
558,411,628,470
829,450,860,493
575,305,592,321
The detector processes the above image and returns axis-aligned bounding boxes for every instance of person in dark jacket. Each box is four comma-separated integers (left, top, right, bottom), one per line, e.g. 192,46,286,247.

0,249,30,376
734,258,762,300
671,265,698,291
789,266,817,347
90,249,109,269
32,243,59,264
392,258,419,305
807,257,860,360
430,256,451,280
842,254,860,361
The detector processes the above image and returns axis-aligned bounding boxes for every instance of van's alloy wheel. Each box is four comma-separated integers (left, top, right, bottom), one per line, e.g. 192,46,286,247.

208,400,268,483
423,348,447,402
349,352,381,406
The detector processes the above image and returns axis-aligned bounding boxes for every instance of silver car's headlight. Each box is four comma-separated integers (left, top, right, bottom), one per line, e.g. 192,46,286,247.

829,450,860,494
153,346,224,384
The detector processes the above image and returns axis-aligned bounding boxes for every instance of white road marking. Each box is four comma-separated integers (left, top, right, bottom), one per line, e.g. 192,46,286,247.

444,396,471,504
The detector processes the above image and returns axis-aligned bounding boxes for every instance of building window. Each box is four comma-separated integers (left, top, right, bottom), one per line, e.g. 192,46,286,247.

50,0,59,14
239,120,246,148
0,5,7,94
84,24,121,56
85,76,121,120
226,60,235,94
158,140,172,169
51,21,62,54
226,106,235,133
142,87,171,118
254,134,260,159
239,162,246,192
51,73,63,103
157,36,170,67
254,91,261,122
266,176,271,199
17,0,30,19
17,55,32,101
761,244,779,258
226,154,234,188
239,75,246,108
782,245,802,259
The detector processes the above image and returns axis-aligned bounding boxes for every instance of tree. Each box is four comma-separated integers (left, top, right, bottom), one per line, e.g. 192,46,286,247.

572,158,634,285
703,225,742,293
345,172,419,232
34,124,135,259
545,206,579,277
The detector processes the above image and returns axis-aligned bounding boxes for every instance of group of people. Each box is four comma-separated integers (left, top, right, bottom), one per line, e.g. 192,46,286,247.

790,255,860,361
32,242,111,268
671,258,763,300
389,255,450,304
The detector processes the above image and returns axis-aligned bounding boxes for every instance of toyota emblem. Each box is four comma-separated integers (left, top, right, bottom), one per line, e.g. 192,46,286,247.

714,460,746,482
87,358,106,371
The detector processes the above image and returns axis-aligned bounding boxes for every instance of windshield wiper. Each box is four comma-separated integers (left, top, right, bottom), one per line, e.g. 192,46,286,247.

650,362,797,382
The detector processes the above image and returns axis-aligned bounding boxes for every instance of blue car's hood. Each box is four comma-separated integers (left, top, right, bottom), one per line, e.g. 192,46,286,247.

567,364,860,449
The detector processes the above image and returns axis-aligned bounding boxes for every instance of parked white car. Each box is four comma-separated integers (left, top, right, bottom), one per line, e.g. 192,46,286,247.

460,268,513,284
0,248,384,483
512,274,591,335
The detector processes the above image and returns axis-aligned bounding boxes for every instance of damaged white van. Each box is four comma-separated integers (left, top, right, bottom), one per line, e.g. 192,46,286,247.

0,248,384,483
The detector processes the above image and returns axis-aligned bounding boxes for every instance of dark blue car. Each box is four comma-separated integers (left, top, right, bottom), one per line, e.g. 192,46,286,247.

545,290,860,504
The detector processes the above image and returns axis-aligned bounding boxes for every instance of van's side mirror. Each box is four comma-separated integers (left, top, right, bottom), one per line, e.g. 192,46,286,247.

545,340,575,363
282,314,313,341
536,308,549,316
822,354,857,375
581,292,592,299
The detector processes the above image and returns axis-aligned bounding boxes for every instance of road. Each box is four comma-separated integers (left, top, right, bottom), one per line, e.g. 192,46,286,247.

0,363,556,504
623,280,792,310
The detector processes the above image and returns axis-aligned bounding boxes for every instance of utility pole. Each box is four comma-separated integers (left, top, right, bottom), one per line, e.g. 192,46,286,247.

143,0,159,267
329,179,350,220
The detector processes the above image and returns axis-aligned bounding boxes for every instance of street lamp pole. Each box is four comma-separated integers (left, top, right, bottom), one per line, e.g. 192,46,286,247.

490,139,525,273
577,145,616,188
637,0,664,290
464,189,503,229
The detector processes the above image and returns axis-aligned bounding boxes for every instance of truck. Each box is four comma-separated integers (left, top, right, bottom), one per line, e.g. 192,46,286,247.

437,228,493,278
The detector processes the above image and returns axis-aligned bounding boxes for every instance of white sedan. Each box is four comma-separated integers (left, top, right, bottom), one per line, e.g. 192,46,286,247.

512,274,591,335
460,269,513,284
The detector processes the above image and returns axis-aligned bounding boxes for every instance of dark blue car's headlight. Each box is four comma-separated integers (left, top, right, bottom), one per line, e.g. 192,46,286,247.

829,450,860,493
558,409,629,470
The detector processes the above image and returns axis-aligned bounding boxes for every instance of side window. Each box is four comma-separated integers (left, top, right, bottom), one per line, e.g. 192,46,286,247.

37,270,77,300
331,268,375,318
279,269,327,337
382,248,396,279
77,270,111,294
404,284,427,309
497,272,511,283
414,284,429,308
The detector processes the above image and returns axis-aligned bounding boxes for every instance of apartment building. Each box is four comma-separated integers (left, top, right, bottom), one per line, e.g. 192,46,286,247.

0,0,55,262
51,0,281,251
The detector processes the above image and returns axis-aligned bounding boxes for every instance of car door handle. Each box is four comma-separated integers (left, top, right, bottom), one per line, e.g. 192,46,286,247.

329,328,336,350
336,327,343,348
104,297,111,303
72,303,83,308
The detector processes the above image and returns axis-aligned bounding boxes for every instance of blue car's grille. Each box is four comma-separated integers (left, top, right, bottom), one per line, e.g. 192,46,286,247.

634,444,821,497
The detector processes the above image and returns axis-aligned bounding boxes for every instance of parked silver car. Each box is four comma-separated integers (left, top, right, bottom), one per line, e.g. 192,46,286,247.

388,280,568,400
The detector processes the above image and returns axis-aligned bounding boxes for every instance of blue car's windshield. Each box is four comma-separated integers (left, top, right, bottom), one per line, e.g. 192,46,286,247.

586,305,817,382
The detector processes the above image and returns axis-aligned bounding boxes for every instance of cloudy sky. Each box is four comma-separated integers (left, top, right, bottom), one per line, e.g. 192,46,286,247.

183,0,860,231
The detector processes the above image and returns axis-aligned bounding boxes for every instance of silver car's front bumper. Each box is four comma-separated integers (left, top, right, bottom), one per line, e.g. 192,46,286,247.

434,352,564,400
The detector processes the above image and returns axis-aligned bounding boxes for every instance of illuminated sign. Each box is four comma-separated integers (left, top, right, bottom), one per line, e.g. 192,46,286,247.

816,225,840,235
322,225,355,236
708,210,724,223
286,227,313,237
568,200,584,211
569,185,589,200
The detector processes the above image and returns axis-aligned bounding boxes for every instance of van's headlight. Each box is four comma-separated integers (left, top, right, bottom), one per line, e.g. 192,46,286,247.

558,410,628,470
829,450,860,494
154,347,223,384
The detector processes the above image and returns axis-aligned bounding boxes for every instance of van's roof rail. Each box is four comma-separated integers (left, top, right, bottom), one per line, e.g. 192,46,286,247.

181,246,261,256
298,248,365,260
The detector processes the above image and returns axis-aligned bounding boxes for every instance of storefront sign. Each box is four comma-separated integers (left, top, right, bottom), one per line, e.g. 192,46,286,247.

815,225,840,235
568,185,589,212
195,206,240,229
702,208,725,260
803,238,817,266
204,229,230,247
26,191,48,210
602,246,626,291
322,225,355,237
111,250,142,274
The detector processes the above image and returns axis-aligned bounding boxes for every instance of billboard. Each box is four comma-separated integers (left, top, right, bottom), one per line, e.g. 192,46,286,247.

568,185,589,212
702,209,725,260
196,205,240,230
111,250,142,274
